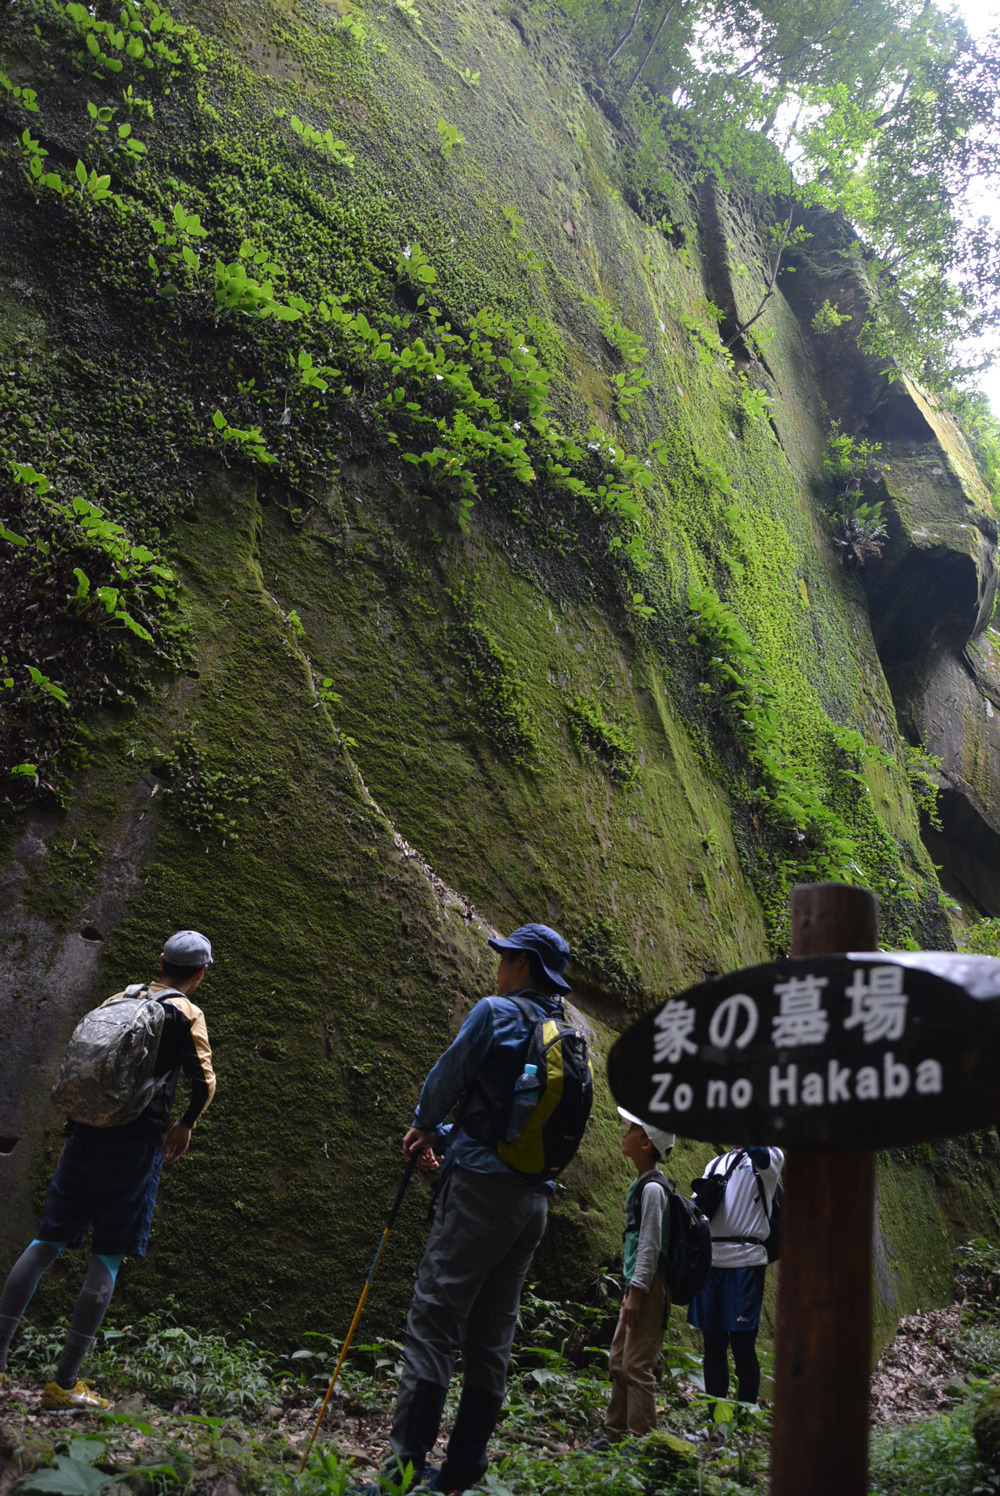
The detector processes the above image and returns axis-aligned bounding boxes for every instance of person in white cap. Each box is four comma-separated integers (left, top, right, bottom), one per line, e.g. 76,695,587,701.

0,930,217,1410
596,1107,676,1445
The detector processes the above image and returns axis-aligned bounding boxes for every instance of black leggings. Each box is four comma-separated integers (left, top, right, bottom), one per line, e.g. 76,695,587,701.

702,1330,760,1403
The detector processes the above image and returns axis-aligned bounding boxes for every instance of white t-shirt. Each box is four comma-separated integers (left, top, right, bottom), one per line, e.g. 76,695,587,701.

704,1148,784,1269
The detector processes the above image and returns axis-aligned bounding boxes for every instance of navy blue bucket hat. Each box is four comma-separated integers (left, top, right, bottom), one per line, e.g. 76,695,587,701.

488,923,571,994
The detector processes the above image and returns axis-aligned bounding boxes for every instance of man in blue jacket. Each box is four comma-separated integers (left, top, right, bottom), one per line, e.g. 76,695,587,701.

383,923,572,1494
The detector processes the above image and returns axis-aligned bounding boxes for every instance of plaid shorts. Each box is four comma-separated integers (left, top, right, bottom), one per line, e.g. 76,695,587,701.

37,1123,164,1258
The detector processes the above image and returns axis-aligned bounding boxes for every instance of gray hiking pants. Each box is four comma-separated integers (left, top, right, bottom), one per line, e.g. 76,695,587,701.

390,1164,548,1462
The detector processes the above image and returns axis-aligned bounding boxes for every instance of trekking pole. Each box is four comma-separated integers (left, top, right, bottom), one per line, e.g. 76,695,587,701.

298,1153,419,1473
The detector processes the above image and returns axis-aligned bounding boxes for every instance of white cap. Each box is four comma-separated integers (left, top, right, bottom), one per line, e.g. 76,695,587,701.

617,1106,675,1157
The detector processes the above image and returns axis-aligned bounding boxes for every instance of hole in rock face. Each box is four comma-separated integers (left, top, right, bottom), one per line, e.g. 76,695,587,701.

0,1137,19,1155
80,927,103,943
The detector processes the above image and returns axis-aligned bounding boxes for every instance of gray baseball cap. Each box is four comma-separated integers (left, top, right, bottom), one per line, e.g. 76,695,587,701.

162,929,213,967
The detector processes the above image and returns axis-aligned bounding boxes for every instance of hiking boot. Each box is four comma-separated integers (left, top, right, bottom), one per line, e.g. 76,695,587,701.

41,1379,112,1411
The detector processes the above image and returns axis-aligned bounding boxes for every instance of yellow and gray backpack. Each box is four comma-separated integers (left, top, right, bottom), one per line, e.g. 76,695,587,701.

465,994,593,1181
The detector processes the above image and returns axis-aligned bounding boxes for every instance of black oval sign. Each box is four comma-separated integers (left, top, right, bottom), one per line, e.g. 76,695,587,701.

606,953,1000,1149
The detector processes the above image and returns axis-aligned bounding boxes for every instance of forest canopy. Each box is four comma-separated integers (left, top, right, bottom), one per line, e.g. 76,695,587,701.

565,0,1000,404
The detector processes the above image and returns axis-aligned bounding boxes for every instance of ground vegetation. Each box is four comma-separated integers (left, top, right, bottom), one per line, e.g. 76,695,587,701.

3,1253,1000,1495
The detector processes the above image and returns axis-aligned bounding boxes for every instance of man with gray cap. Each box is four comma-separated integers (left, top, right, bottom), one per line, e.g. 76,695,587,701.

0,930,216,1409
381,923,578,1494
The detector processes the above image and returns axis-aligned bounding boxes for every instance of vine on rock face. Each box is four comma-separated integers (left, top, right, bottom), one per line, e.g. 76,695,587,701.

0,461,179,803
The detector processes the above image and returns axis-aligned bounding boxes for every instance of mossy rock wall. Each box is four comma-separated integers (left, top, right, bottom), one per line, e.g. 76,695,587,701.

0,0,997,1345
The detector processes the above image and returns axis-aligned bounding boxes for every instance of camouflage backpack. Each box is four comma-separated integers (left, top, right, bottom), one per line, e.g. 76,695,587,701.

51,984,173,1127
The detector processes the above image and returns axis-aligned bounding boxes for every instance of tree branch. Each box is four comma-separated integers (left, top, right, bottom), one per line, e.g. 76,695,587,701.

608,0,645,66
620,0,679,102
723,189,796,350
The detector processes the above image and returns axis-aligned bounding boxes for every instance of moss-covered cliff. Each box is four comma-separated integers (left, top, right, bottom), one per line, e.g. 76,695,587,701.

1,0,997,1347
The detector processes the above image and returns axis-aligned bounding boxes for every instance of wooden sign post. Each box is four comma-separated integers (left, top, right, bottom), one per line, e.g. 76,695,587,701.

606,882,1000,1495
770,883,877,1496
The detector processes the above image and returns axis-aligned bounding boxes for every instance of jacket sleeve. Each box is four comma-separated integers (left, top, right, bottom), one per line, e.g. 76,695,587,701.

630,1178,668,1293
164,997,217,1126
412,999,496,1131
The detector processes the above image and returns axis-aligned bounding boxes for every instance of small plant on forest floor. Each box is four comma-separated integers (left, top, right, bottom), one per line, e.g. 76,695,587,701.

958,920,1000,958
869,1401,993,1496
9,1304,275,1413
956,1238,1000,1316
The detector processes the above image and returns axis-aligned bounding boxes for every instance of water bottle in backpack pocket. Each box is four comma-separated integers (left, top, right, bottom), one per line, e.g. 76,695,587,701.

506,1063,541,1143
456,994,593,1181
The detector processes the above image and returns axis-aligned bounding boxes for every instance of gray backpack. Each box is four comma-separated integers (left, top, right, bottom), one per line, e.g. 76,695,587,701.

51,984,174,1126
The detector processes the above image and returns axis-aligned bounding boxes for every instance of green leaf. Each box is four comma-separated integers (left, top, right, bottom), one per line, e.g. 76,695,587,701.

117,611,152,641
20,1456,121,1494
75,159,88,185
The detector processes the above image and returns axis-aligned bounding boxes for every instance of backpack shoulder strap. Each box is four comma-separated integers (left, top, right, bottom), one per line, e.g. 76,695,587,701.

748,1153,775,1222
629,1170,669,1229
152,985,187,1005
505,992,549,1023
717,1149,745,1184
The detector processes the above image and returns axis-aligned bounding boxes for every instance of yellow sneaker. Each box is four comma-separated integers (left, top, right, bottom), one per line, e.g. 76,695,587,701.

41,1379,112,1411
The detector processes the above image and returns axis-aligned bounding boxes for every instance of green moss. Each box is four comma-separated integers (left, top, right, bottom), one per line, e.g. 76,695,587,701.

566,695,635,782
0,0,976,1345
157,726,262,843
572,917,645,1008
447,586,540,765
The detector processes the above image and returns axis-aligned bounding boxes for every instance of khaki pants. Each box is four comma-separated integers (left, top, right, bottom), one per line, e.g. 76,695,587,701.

604,1274,668,1439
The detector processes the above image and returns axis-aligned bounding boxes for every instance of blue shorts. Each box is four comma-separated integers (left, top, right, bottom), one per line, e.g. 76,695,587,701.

688,1265,766,1335
37,1124,164,1258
